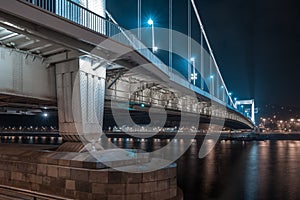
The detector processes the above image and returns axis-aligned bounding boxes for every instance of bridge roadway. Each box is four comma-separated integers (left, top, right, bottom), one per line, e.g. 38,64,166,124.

0,0,254,141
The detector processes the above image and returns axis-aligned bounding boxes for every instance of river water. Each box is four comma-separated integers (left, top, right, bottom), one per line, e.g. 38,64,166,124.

109,138,300,200
176,140,300,200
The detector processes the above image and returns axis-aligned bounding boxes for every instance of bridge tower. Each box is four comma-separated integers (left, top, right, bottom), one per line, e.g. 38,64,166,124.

56,0,107,142
235,99,255,124
78,0,106,17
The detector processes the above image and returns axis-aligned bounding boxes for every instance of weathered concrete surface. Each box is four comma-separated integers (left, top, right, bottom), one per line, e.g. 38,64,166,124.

0,144,182,200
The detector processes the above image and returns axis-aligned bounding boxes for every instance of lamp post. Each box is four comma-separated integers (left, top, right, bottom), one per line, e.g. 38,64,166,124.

220,86,225,102
148,19,157,53
209,75,214,96
190,58,197,85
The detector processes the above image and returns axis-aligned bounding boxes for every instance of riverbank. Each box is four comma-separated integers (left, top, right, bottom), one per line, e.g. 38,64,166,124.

1,131,300,141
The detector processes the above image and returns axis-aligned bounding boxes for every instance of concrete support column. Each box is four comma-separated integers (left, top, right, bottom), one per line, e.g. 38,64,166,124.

56,57,106,142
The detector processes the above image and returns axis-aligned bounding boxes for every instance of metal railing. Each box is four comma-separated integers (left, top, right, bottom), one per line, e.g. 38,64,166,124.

23,0,168,74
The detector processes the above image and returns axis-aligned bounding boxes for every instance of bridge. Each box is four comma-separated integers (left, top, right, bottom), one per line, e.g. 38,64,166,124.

0,0,255,142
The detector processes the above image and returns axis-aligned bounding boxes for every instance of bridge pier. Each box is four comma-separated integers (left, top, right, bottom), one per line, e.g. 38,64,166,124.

56,56,106,142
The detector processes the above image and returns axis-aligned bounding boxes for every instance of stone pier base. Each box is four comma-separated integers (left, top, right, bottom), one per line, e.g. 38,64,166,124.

0,144,182,200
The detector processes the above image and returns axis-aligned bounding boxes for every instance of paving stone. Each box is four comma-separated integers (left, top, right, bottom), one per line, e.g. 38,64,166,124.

126,194,142,200
58,159,70,166
123,173,142,183
126,183,140,194
142,172,156,182
89,170,108,183
70,168,89,181
37,164,47,176
47,165,58,177
11,171,24,181
107,194,126,200
108,171,123,183
140,182,157,193
169,186,177,198
65,180,76,190
157,180,169,191
58,167,71,179
75,180,91,193
91,183,106,194
106,184,126,195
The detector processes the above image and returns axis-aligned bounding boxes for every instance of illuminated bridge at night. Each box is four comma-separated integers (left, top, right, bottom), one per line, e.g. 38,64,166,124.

0,0,255,141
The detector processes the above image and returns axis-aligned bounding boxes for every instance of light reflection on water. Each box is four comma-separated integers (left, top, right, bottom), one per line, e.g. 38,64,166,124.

0,135,62,145
101,138,300,199
176,140,300,200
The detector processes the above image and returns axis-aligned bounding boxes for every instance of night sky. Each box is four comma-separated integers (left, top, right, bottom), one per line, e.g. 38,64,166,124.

106,0,300,108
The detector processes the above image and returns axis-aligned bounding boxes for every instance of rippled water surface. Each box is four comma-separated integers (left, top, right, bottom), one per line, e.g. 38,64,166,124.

176,140,300,200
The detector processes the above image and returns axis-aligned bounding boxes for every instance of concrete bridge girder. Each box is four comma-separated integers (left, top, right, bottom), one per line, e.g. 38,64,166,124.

56,56,107,142
0,46,56,103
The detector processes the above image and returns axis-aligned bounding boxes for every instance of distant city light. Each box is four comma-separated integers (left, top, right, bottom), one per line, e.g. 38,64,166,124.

141,103,145,108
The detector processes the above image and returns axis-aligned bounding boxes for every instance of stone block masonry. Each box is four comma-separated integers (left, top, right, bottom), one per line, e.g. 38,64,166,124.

0,144,182,200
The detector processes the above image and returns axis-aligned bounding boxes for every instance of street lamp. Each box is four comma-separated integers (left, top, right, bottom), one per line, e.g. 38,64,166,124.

190,57,197,85
209,75,214,96
220,85,225,102
148,18,157,53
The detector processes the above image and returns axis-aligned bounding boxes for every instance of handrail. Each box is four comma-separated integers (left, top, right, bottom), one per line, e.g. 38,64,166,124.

22,0,168,73
0,184,72,200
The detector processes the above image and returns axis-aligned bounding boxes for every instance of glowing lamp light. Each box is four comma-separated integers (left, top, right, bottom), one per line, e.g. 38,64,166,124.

148,19,153,25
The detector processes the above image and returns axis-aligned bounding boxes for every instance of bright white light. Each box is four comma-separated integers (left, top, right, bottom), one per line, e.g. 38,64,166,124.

43,113,48,117
191,73,198,81
153,46,158,52
190,57,195,62
210,75,214,79
148,19,153,25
